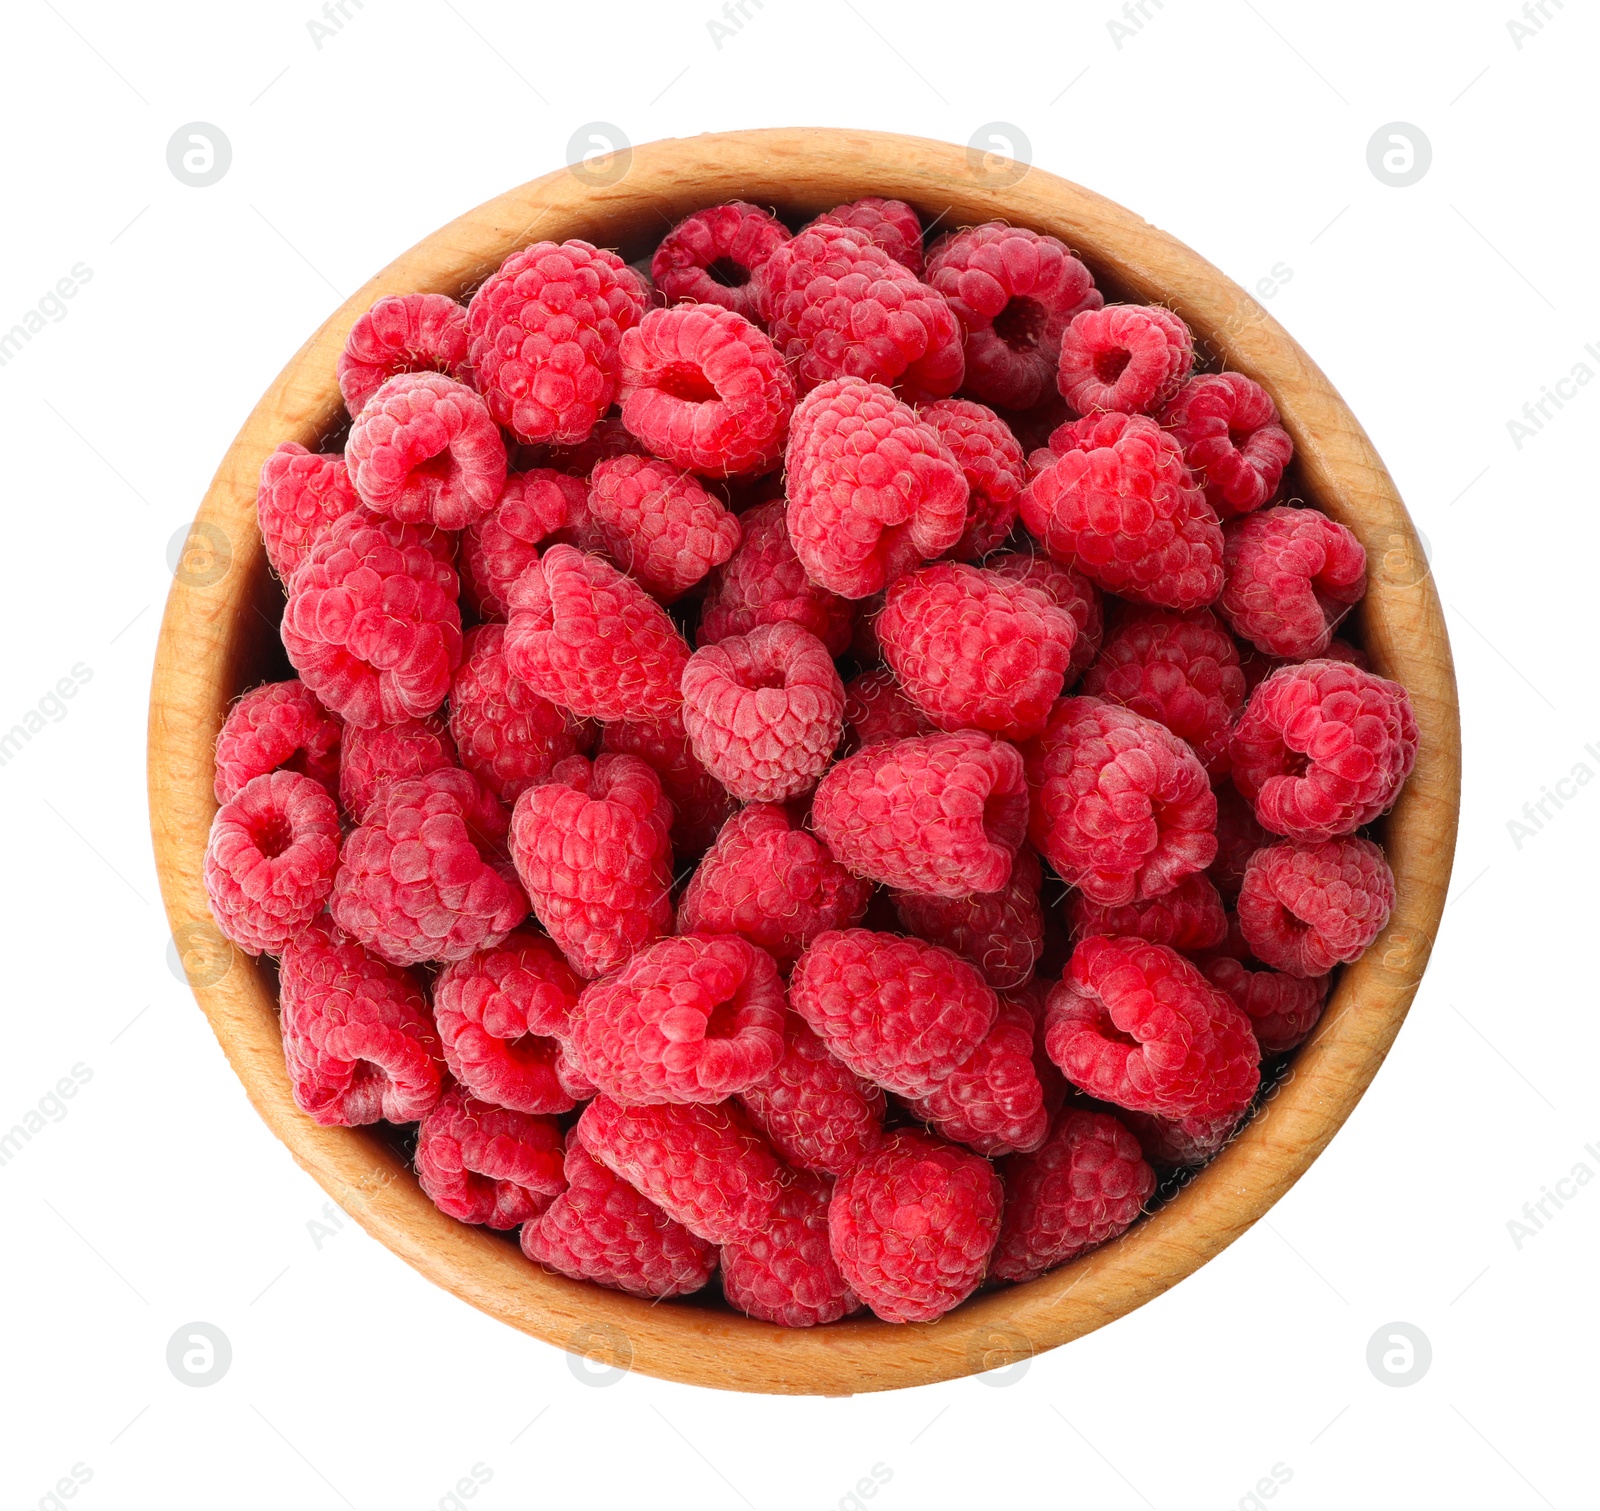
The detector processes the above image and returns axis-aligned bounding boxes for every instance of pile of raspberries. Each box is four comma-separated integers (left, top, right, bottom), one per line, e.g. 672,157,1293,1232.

203,197,1417,1329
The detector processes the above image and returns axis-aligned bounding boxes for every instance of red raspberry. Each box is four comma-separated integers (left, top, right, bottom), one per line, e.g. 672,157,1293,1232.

680,622,845,802
814,731,1028,898
345,372,506,531
598,710,735,857
650,201,791,322
1079,605,1246,775
784,377,969,599
256,443,359,583
1201,955,1329,1055
543,413,646,477
738,1014,886,1175
465,239,646,445
330,767,525,966
583,454,742,601
807,197,924,274
790,929,999,1096
1219,506,1367,658
1160,372,1293,518
925,223,1101,411
1239,635,1368,696
338,293,472,418
892,845,1044,991
1026,697,1216,906
565,933,786,1105
277,916,444,1125
987,550,1104,680
678,803,871,963
990,1108,1154,1283
576,1095,785,1245
460,468,585,619
203,770,340,955
1056,303,1194,415
914,398,1028,561
618,305,795,478
1209,779,1270,902
1007,978,1070,1117
508,753,674,979
841,668,933,751
1021,412,1223,610
1067,871,1228,952
415,1088,565,1229
338,715,457,824
281,509,462,729
878,563,1078,741
903,994,1050,1156
753,222,964,398
213,679,341,805
1230,660,1418,841
521,1138,717,1299
1045,936,1260,1120
828,1129,1002,1323
721,1173,861,1328
1237,836,1395,977
697,498,855,656
504,544,690,721
432,931,582,1113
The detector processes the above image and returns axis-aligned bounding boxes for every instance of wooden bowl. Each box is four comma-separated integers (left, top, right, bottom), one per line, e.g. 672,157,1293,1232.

148,128,1460,1395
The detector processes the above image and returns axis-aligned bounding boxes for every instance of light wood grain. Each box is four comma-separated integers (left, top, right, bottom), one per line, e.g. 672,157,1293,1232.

147,128,1460,1396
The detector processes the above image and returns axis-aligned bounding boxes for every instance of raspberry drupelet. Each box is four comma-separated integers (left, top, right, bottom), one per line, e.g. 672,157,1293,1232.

1219,505,1367,659
1056,303,1194,416
213,679,341,805
337,293,472,419
650,201,791,322
256,442,359,583
460,468,585,620
414,1088,565,1229
1160,372,1293,518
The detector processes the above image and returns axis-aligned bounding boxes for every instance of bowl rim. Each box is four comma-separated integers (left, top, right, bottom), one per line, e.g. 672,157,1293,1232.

147,126,1460,1396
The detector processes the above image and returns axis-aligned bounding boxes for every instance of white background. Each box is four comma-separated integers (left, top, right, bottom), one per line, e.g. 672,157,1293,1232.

0,1,1592,1507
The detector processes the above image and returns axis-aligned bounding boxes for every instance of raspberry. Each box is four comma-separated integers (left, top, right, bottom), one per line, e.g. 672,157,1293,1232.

784,377,969,599
465,239,646,445
460,468,585,619
432,932,582,1113
903,994,1050,1156
1201,955,1330,1055
338,293,472,418
338,715,457,824
814,730,1028,898
330,767,526,966
277,917,444,1125
753,222,964,398
576,1095,785,1245
522,1138,717,1299
414,1088,565,1229
618,305,795,478
990,1108,1154,1282
565,933,786,1105
583,454,742,601
678,803,871,962
256,443,360,583
721,1173,862,1327
1160,372,1293,518
914,398,1028,560
789,929,998,1097
1068,871,1228,952
504,544,690,721
345,372,506,531
1056,303,1194,415
1219,506,1367,658
1121,1108,1244,1169
543,413,646,477
203,770,340,955
1007,979,1069,1116
841,668,934,750
508,753,674,978
925,223,1101,410
650,202,790,322
1237,836,1395,977
678,622,843,803
807,197,924,275
1229,660,1418,841
1239,636,1368,696
598,710,735,857
697,499,856,656
1045,936,1260,1120
281,509,462,729
738,1014,886,1175
987,550,1105,680
1079,606,1245,775
213,679,341,805
878,563,1078,741
828,1129,1002,1323
892,844,1045,991
1021,412,1224,610
1209,780,1270,902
